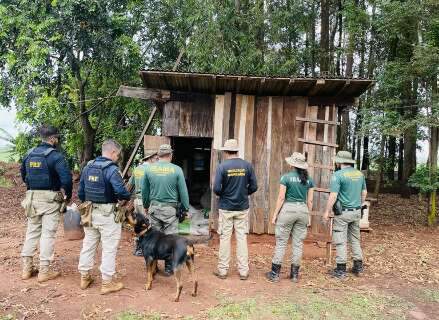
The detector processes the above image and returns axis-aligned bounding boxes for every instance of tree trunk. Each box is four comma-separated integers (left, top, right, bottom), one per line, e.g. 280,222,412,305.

387,136,396,181
361,136,369,171
338,108,350,150
336,0,343,76
374,135,386,198
319,0,330,74
428,77,438,226
398,138,404,181
311,1,317,77
78,79,96,166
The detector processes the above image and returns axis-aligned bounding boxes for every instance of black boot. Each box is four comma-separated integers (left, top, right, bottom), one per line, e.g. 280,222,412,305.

290,265,300,283
351,260,364,276
330,264,347,279
164,259,174,277
265,263,281,282
133,237,143,257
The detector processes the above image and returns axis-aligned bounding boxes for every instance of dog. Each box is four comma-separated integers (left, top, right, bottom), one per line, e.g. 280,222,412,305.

127,212,198,302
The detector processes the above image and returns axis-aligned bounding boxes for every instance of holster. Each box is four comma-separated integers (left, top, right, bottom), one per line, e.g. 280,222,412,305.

21,191,37,218
361,204,368,219
333,200,343,216
54,192,67,213
78,201,93,227
115,201,134,224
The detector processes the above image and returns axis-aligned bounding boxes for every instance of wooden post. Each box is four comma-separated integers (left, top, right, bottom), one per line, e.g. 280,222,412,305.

210,93,232,231
122,106,157,178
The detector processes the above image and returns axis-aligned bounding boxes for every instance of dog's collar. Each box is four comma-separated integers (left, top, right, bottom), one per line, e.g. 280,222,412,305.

137,225,151,238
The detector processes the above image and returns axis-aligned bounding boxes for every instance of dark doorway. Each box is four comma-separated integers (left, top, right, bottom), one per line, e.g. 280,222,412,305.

170,137,212,208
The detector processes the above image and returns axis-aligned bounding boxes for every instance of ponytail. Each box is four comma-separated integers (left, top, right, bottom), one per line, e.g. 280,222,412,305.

296,168,309,185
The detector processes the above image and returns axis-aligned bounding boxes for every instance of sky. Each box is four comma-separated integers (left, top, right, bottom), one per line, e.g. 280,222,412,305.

0,107,19,147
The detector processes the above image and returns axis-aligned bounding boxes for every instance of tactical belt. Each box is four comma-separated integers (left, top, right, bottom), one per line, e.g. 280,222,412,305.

342,207,361,211
150,200,178,209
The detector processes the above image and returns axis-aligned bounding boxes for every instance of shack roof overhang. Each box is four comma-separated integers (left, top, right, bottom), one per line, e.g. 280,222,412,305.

139,70,374,98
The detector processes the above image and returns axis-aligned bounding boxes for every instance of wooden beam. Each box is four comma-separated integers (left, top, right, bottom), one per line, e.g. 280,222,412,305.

298,138,338,148
282,78,295,95
117,85,170,101
122,106,158,178
308,96,355,106
307,79,326,96
296,117,339,125
334,80,351,97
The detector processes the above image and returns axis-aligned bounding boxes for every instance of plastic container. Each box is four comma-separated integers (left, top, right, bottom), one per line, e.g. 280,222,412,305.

63,204,84,240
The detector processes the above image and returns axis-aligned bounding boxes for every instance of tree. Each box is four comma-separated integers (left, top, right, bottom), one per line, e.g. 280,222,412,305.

0,0,150,164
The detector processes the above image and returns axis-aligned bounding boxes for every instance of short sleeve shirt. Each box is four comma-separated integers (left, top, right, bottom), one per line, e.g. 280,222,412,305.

329,167,367,208
280,171,315,203
129,163,149,197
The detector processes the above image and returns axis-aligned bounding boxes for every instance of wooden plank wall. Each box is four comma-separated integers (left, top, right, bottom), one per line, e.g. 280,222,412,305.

248,96,307,234
162,94,214,137
209,92,336,235
209,93,232,230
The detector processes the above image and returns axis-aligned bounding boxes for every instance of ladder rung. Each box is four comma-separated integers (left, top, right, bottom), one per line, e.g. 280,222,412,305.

298,138,338,148
313,187,330,193
296,117,339,125
308,163,334,170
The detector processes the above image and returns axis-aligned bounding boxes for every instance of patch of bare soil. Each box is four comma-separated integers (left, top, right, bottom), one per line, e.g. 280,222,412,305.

0,162,438,319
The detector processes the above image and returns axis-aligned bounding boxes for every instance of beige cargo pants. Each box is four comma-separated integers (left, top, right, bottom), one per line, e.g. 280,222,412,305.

217,209,249,277
333,209,363,264
272,202,308,266
149,204,178,235
21,190,62,269
78,204,121,280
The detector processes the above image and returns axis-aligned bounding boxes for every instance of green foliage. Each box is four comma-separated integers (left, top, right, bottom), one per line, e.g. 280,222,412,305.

408,165,439,194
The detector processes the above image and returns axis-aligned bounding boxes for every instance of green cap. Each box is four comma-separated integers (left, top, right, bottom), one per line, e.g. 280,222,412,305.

335,150,355,164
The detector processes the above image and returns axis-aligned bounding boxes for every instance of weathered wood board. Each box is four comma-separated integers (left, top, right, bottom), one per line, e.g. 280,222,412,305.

162,94,214,137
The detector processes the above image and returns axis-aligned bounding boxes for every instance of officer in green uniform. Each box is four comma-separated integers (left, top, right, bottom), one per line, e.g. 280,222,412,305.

324,151,367,279
128,151,158,215
265,152,314,283
142,144,189,275
127,151,158,256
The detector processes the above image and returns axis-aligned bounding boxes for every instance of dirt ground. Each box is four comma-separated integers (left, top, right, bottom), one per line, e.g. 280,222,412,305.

1,162,439,319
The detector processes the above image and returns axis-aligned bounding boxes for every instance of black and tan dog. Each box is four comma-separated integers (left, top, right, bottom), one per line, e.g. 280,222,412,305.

127,212,198,302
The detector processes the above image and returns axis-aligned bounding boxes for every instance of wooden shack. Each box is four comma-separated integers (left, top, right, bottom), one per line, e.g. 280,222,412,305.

118,70,373,251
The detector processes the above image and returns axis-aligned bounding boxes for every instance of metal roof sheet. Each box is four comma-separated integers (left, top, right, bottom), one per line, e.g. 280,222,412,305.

139,70,374,97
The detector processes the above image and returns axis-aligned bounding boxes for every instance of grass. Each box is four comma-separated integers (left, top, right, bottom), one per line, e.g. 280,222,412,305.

416,288,439,303
206,289,410,320
114,288,411,320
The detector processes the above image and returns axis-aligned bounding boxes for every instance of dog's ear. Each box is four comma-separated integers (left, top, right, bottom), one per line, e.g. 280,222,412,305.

126,211,137,226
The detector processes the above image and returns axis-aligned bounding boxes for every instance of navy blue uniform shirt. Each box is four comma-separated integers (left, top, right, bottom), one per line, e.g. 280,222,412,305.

21,142,73,199
78,156,131,203
213,158,258,211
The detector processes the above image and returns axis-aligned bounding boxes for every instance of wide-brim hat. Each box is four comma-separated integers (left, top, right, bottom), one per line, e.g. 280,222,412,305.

285,152,308,169
158,144,173,156
335,150,356,164
219,139,240,152
141,151,157,161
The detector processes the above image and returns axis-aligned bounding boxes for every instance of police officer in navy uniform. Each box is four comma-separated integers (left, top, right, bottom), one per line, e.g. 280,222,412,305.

20,125,72,283
77,139,131,294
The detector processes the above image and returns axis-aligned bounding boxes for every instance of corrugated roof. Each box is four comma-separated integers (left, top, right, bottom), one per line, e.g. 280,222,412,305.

139,70,374,97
